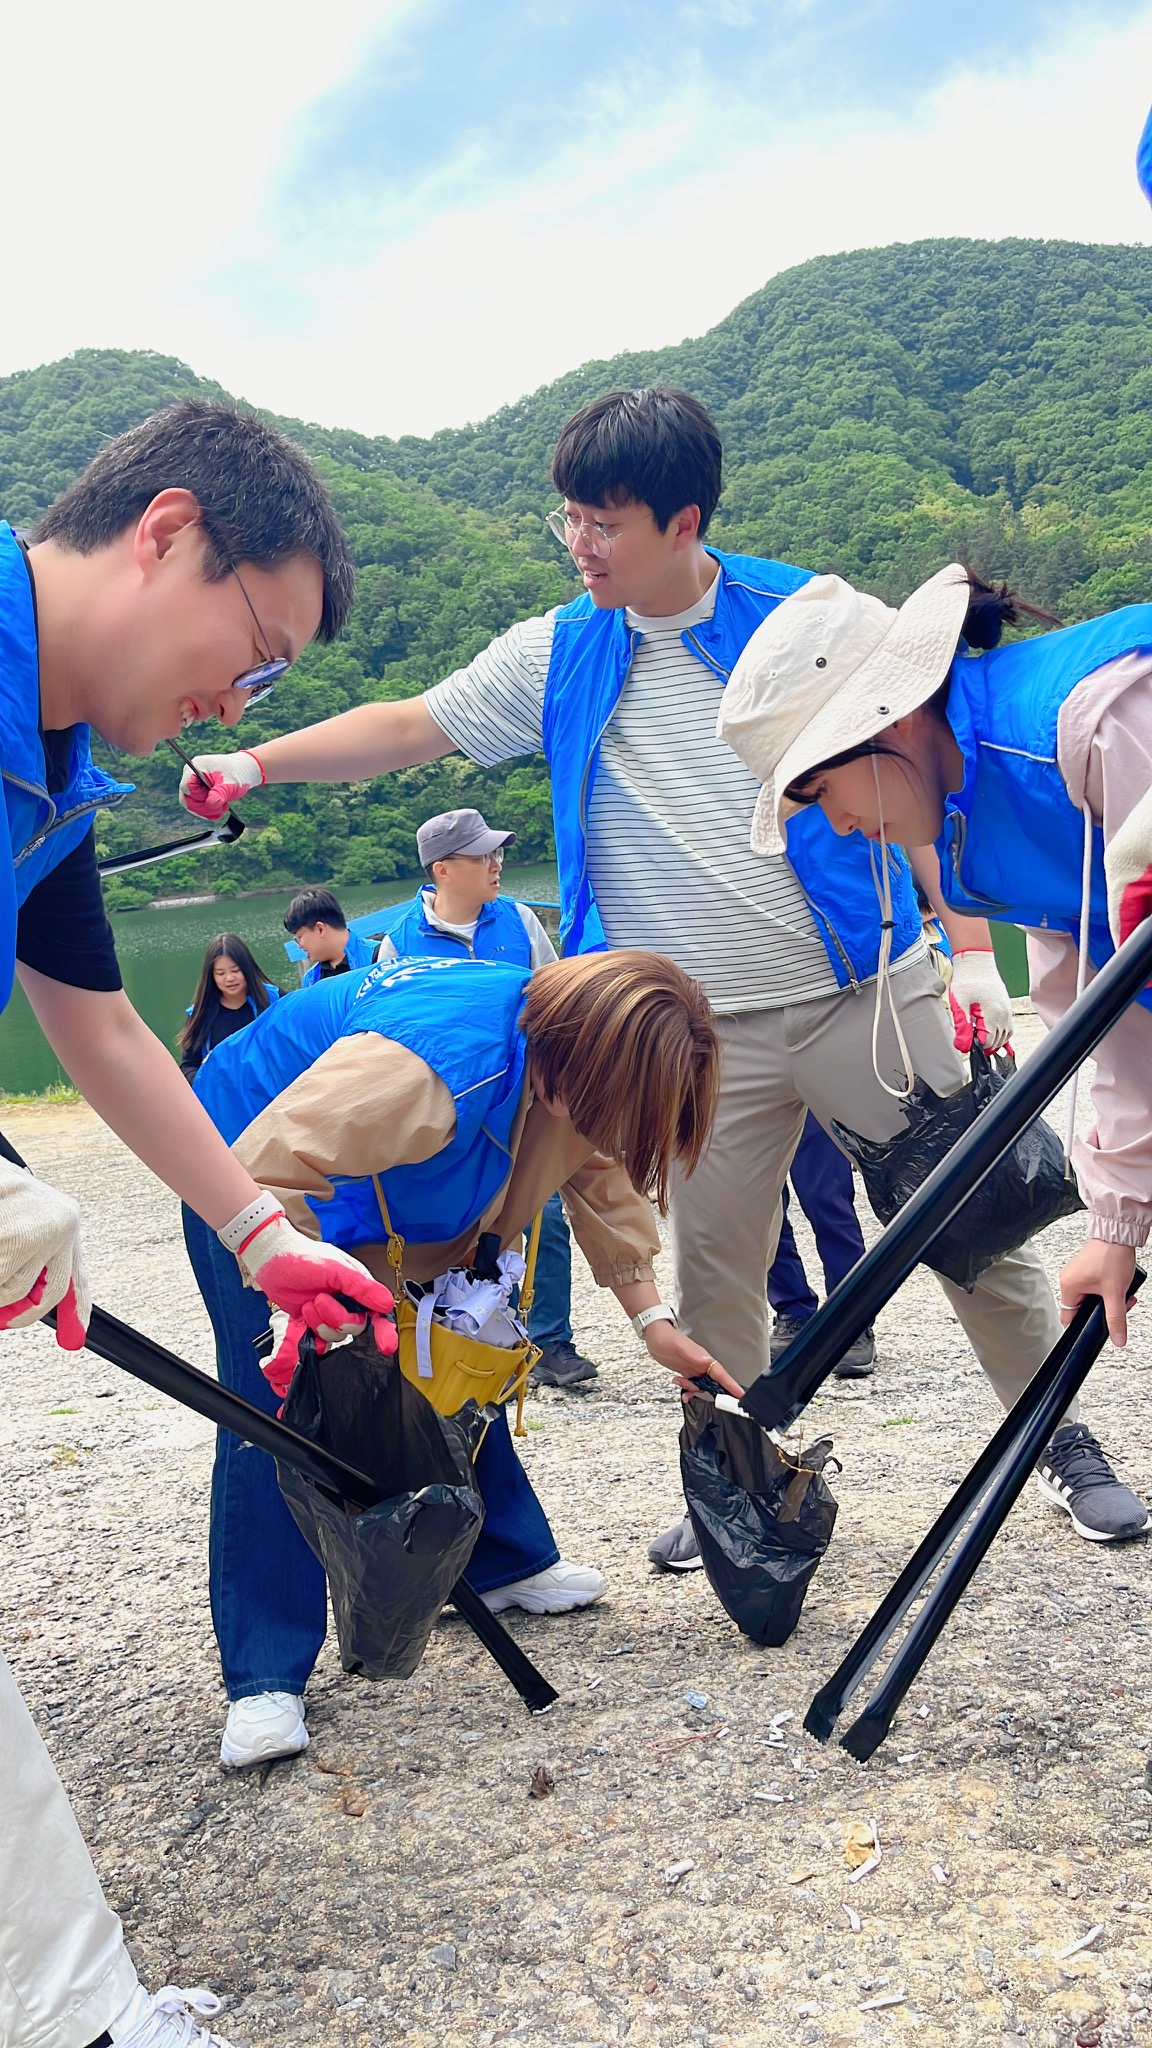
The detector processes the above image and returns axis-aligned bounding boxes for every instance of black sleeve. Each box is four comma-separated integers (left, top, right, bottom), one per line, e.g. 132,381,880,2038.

15,827,123,991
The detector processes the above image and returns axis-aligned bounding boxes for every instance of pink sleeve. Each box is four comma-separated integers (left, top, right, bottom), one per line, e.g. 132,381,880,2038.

1078,678,1152,846
1027,927,1152,1248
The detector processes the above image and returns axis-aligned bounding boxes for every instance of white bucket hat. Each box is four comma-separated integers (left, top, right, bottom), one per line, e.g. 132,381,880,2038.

717,562,972,854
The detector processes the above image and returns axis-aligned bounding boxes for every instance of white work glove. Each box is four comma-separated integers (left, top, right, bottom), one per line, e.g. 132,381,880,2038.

948,948,1014,1053
0,1159,91,1348
178,749,265,822
217,1193,397,1396
1105,785,1152,952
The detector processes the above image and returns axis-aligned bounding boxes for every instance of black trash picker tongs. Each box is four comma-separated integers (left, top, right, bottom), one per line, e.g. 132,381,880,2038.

736,914,1152,1755
0,1131,557,1716
96,741,246,878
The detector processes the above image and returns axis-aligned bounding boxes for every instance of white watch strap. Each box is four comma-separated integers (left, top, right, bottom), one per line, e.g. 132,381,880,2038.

217,1190,284,1256
632,1302,677,1338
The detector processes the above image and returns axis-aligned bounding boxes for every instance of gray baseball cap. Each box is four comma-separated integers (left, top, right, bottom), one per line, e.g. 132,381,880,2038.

416,807,517,866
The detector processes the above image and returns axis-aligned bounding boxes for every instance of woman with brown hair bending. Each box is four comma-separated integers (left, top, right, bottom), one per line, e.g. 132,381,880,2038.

185,947,732,1767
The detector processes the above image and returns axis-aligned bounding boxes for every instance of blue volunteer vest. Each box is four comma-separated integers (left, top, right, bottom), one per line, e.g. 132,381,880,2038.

379,887,533,965
937,603,1152,1010
300,926,377,988
540,546,921,986
194,954,533,1252
0,522,132,1013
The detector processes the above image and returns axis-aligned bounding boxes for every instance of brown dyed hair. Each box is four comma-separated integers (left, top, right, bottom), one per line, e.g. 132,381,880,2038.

520,951,720,1211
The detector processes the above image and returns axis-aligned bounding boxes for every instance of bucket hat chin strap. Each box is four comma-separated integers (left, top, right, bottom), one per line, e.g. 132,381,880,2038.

868,756,916,1101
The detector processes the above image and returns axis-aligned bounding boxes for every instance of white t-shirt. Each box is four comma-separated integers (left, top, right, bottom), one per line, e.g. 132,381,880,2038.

425,577,842,1012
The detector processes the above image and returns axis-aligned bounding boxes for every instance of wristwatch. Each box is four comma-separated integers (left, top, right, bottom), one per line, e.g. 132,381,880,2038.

632,1302,679,1339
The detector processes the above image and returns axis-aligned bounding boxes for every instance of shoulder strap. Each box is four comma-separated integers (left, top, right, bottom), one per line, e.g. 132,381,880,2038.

372,1171,543,1303
372,1173,407,1283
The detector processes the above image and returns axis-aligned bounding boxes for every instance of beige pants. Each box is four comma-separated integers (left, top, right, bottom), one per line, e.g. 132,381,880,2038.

0,1650,137,2048
669,953,1070,1420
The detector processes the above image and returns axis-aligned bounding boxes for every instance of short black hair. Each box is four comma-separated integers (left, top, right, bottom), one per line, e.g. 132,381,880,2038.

34,399,355,642
284,886,348,934
551,386,723,536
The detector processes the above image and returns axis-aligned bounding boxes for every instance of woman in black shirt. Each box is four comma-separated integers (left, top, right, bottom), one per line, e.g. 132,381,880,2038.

179,934,281,1080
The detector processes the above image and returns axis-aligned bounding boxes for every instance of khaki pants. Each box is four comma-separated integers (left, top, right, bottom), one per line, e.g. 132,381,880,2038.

669,954,1070,1420
0,1650,137,2048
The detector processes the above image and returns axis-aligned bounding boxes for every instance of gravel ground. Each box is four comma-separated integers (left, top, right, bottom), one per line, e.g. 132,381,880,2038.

2,1003,1150,2048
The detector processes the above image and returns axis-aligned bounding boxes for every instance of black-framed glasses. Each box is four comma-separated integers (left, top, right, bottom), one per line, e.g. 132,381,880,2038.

230,566,289,705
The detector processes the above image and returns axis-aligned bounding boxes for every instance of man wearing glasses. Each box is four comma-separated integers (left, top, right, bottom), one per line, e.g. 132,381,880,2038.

181,386,1145,1569
0,401,396,2048
375,807,554,967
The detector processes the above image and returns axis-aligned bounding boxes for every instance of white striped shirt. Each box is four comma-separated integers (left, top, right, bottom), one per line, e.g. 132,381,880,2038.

424,580,841,1012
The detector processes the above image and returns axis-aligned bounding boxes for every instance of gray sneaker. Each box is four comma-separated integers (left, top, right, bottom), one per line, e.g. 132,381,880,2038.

647,1514,703,1571
530,1342,598,1389
834,1327,876,1379
770,1312,810,1362
1035,1425,1151,1542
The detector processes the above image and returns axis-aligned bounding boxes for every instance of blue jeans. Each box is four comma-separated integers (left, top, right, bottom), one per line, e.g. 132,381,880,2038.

526,1192,573,1350
183,1208,559,1700
767,1113,866,1321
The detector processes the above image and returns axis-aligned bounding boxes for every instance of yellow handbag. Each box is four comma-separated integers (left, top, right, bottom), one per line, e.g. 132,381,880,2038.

372,1176,543,1436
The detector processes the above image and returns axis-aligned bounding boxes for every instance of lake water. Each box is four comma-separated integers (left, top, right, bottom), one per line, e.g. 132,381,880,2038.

0,864,561,1096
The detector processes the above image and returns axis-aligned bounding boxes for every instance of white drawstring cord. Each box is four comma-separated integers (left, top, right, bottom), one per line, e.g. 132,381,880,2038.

869,754,916,1100
1063,800,1095,1158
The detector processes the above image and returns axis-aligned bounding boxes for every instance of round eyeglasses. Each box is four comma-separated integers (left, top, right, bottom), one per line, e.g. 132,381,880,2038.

546,507,618,560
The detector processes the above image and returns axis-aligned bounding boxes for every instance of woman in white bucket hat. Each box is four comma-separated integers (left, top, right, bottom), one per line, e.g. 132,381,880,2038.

720,560,1152,1378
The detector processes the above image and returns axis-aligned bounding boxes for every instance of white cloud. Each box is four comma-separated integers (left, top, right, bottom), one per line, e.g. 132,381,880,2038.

4,2,1151,436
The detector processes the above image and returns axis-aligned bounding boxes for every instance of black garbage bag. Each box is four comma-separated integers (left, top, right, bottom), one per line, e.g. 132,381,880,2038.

832,1043,1083,1291
680,1399,839,1647
277,1328,488,1680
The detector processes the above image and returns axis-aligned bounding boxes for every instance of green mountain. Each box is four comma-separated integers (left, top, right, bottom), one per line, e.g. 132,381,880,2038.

2,235,1149,903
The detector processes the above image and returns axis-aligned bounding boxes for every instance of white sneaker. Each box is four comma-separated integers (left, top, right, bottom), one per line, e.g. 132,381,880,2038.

480,1559,606,1614
108,1981,234,2045
219,1691,308,1769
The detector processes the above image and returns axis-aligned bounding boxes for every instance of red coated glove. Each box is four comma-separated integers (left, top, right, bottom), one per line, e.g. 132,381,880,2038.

261,1309,398,1400
0,1160,91,1349
1105,787,1152,969
947,949,1014,1054
1118,867,1152,948
217,1196,397,1396
178,750,265,821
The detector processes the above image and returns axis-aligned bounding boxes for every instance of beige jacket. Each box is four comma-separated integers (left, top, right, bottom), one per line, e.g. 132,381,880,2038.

232,1030,660,1287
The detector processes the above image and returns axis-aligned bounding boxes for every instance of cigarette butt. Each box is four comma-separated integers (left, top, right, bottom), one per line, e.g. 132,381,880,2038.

1056,1925,1104,1961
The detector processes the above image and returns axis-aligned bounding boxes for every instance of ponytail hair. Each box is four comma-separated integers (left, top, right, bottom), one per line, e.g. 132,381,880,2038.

960,568,1062,651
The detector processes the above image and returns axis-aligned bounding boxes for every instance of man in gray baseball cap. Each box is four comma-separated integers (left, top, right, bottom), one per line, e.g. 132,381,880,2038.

415,806,517,868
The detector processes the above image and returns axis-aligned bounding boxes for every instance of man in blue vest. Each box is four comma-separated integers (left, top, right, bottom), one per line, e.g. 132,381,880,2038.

181,385,1146,1553
1,404,396,2048
377,806,599,1388
284,885,378,986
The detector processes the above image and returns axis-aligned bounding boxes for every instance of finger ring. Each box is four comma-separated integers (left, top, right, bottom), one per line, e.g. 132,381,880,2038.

1057,1301,1077,1310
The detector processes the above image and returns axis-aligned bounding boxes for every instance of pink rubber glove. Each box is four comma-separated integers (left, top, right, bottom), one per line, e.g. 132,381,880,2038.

178,750,265,821
1118,866,1152,949
0,1160,91,1349
1106,787,1152,969
217,1195,397,1394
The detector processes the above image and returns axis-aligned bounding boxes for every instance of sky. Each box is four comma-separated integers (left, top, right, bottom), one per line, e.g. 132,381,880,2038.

5,0,1152,439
